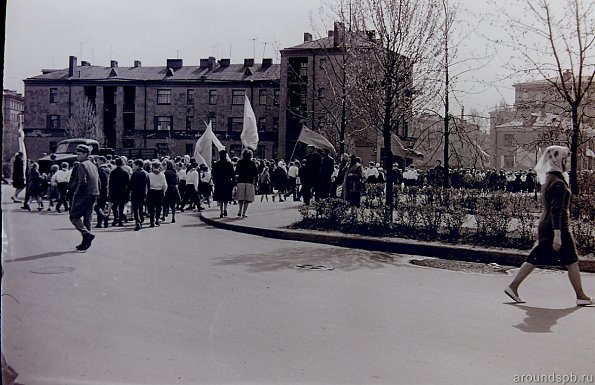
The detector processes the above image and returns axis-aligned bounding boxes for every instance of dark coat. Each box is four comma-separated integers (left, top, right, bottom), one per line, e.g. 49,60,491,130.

164,169,180,203
526,171,578,266
108,167,130,203
129,169,149,200
212,159,236,202
271,167,288,190
235,159,258,184
97,164,111,199
12,157,25,189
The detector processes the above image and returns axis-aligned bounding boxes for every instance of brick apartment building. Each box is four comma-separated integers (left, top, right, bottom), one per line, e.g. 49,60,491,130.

490,72,595,171
2,89,25,177
23,56,281,161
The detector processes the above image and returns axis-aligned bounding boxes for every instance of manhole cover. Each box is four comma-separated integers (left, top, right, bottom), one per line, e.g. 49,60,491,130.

295,264,334,271
30,266,75,275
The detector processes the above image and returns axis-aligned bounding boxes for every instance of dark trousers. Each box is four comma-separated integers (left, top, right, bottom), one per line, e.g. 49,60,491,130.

147,190,163,224
184,184,199,208
131,195,145,224
177,180,186,208
56,182,70,210
70,195,96,236
301,181,313,205
94,196,108,223
112,201,127,224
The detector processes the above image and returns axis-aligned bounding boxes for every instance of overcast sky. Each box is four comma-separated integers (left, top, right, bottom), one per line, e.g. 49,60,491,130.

4,0,524,117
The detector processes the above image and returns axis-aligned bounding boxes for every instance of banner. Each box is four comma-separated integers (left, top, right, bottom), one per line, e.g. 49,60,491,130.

193,122,226,166
241,95,259,150
391,133,423,159
297,125,336,155
18,114,27,180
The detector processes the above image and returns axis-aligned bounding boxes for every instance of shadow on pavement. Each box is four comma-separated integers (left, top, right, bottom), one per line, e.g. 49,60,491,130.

215,247,403,272
5,250,80,263
509,304,581,333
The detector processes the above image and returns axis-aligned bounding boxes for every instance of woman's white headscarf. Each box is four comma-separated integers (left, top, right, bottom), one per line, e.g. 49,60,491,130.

534,145,570,184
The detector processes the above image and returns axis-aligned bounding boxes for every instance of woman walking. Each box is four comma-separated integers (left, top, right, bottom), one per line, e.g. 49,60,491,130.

234,149,259,218
505,145,592,306
211,149,236,218
147,161,167,227
259,167,271,202
26,163,45,211
342,155,364,207
162,160,180,223
11,152,26,203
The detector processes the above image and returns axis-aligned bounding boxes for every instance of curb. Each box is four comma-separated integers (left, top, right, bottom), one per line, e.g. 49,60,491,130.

199,213,595,273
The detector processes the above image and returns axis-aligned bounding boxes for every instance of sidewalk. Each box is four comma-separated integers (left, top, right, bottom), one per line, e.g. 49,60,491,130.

199,199,595,273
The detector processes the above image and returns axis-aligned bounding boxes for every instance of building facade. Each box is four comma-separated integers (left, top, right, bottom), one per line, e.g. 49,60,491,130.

2,89,25,177
23,56,280,162
490,73,595,171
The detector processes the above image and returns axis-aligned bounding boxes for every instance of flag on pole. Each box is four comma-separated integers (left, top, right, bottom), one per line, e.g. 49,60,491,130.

193,121,226,166
391,133,423,159
241,95,259,150
18,114,27,174
297,125,336,155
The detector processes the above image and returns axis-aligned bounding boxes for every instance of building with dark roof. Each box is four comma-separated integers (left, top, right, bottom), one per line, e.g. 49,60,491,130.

3,89,25,178
23,56,281,161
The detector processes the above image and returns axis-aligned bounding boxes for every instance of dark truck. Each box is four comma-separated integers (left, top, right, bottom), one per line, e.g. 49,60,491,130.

37,138,101,174
37,138,158,174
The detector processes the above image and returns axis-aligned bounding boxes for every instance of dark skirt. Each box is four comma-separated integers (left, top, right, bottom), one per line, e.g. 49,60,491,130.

213,182,234,203
164,186,181,203
526,233,579,266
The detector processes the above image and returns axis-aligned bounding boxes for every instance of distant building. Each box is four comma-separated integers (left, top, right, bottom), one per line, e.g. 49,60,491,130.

23,56,280,161
490,72,595,171
2,89,25,177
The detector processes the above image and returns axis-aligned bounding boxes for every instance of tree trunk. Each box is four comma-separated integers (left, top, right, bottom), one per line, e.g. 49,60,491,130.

570,104,580,195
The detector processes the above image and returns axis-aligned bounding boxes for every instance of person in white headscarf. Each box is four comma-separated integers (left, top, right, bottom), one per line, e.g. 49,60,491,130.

505,145,592,306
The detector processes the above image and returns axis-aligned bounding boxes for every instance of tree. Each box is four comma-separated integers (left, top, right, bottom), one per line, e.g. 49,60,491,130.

347,0,443,218
65,96,104,145
494,0,595,194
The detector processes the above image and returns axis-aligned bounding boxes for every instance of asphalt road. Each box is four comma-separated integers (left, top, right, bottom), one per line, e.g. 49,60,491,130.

2,188,594,385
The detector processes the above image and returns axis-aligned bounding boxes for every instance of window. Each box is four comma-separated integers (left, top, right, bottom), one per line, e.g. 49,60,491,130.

185,144,194,156
47,115,60,129
50,88,58,103
229,117,243,131
258,117,267,132
272,117,279,131
299,92,307,107
187,89,195,105
273,89,280,106
259,89,268,106
504,134,515,146
186,116,194,131
157,89,171,104
154,116,173,130
318,87,326,99
230,145,243,158
299,61,308,77
504,155,515,168
209,90,218,105
319,58,326,69
232,89,245,105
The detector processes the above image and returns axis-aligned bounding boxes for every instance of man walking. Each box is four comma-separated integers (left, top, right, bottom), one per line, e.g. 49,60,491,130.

70,145,99,250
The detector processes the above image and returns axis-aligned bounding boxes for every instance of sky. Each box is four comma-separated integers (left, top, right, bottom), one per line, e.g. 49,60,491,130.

4,0,530,119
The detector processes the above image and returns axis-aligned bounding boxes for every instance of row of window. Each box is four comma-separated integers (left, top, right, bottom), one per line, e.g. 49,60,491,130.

49,87,281,106
4,100,24,111
45,114,280,132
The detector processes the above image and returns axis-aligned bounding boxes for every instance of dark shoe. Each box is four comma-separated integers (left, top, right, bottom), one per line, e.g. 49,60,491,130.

237,211,242,217
76,233,95,250
103,218,109,228
155,221,160,227
134,223,141,231
95,222,103,228
171,218,175,223
223,210,228,217
220,213,224,218
37,207,43,211
197,206,204,211
112,220,118,226
150,222,155,228
56,208,61,213
118,222,123,227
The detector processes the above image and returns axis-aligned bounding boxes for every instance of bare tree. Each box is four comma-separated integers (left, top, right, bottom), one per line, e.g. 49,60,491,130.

494,0,595,194
65,97,104,145
347,0,443,216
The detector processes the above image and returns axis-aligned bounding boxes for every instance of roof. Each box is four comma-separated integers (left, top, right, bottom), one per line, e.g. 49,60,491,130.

283,32,376,52
25,63,280,83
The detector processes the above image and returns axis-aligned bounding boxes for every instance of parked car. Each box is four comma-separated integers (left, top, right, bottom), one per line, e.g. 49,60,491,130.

37,138,100,174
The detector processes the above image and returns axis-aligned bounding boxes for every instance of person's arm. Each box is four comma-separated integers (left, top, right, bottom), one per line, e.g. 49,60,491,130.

549,182,566,251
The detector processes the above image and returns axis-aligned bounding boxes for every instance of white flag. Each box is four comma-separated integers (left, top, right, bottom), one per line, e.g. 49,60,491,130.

18,114,27,170
193,131,212,167
207,121,225,151
241,95,259,150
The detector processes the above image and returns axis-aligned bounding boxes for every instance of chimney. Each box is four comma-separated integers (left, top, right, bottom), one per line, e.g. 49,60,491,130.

208,56,216,70
244,58,255,67
134,60,142,67
68,56,77,77
328,30,334,38
262,58,273,67
218,58,230,67
110,60,118,68
304,32,313,42
166,59,183,70
199,58,210,68
333,21,345,47
81,61,91,66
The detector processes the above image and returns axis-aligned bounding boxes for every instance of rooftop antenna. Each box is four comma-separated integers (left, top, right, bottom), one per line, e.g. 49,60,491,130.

110,44,113,60
229,44,232,59
176,49,179,59
80,41,83,61
251,37,258,59
262,42,268,59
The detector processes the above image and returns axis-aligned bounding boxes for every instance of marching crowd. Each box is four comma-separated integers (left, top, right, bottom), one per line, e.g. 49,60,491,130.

10,144,555,233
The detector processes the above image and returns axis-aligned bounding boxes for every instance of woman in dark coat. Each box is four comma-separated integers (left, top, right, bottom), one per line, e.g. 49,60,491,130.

108,157,131,226
505,145,592,306
211,150,236,218
162,160,180,223
11,152,26,202
342,155,364,207
27,163,44,210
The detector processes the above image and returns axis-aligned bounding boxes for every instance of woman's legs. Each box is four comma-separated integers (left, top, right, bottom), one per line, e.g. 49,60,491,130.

507,262,536,296
241,202,249,217
237,201,244,216
566,262,591,301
